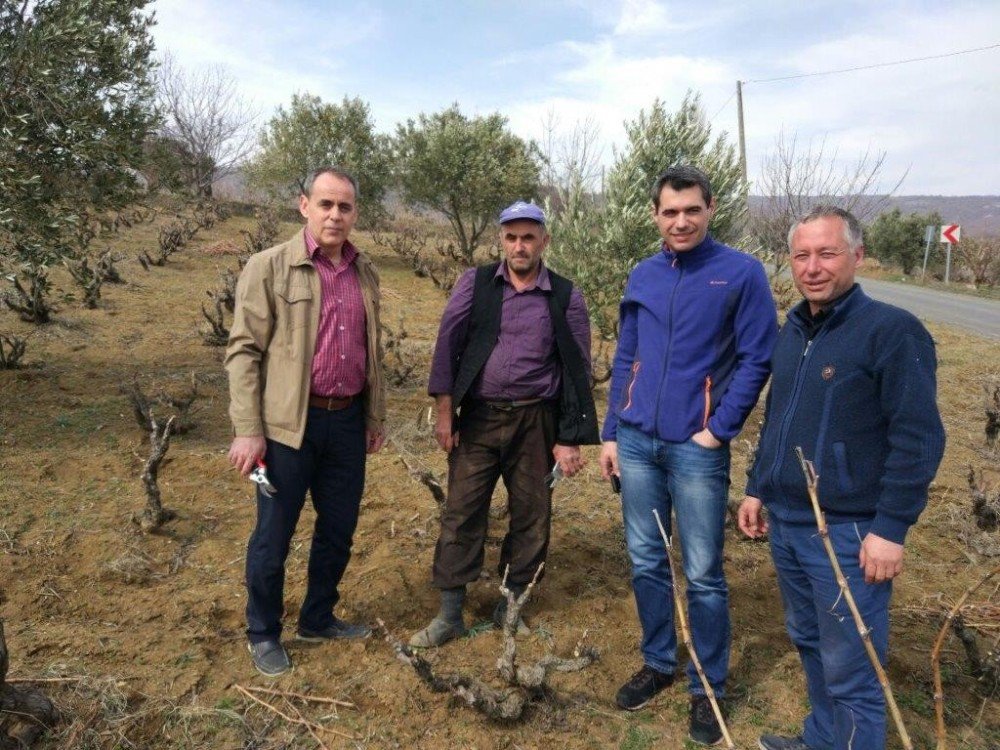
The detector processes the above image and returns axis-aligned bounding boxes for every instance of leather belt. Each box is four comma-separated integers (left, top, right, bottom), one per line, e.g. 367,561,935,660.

309,394,354,410
481,398,545,412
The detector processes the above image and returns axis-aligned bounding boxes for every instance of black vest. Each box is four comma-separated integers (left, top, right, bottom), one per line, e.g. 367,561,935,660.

450,262,599,446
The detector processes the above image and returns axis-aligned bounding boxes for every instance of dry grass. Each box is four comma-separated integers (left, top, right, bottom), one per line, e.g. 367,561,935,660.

0,205,997,749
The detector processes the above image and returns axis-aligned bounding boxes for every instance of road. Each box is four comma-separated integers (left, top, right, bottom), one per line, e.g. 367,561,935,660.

857,278,1000,341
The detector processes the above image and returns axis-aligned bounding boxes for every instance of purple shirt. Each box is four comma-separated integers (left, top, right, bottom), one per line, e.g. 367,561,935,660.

304,229,367,398
428,262,592,400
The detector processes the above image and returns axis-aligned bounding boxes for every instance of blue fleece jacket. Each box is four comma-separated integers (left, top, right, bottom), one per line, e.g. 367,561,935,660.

746,286,946,544
602,235,778,443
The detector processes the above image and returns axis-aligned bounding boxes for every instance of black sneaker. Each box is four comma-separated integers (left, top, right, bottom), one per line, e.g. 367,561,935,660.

689,694,725,745
615,665,675,710
247,640,291,677
758,735,810,750
297,616,372,641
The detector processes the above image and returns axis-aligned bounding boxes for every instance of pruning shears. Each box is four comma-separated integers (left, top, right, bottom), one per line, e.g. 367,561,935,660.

249,460,277,498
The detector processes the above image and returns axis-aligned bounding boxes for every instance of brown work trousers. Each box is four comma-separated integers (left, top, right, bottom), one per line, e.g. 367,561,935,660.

432,400,557,589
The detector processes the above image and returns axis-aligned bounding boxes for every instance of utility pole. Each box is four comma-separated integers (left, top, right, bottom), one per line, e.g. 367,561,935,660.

736,80,748,185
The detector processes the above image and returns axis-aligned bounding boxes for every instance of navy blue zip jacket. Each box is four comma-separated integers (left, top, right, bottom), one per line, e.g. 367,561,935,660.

602,235,778,443
746,286,945,544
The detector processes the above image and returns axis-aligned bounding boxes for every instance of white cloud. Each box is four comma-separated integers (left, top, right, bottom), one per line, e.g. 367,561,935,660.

613,0,675,36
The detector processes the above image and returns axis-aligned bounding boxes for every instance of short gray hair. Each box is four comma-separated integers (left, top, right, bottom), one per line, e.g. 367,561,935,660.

787,205,864,250
300,167,360,200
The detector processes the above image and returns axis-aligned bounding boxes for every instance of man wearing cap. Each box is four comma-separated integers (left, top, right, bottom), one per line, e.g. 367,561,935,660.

226,167,386,677
410,200,600,648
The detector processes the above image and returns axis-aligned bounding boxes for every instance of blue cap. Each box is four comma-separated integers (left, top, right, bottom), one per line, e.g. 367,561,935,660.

499,201,545,225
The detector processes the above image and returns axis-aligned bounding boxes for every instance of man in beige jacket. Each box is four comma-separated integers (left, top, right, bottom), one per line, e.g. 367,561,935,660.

225,167,386,676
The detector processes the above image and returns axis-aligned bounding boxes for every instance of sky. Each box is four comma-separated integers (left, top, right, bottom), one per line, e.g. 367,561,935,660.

152,0,1000,196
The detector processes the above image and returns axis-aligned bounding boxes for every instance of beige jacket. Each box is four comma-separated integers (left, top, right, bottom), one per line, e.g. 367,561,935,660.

225,229,386,449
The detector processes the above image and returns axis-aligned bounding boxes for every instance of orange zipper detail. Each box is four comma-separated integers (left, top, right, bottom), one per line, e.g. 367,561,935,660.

702,375,712,429
623,361,641,410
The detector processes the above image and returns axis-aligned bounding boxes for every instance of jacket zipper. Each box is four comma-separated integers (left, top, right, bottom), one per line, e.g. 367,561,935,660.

623,361,641,411
702,375,712,429
768,324,819,490
653,259,683,424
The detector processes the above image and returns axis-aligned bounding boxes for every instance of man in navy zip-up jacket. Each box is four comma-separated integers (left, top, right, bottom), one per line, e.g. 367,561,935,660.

599,166,777,744
739,206,944,750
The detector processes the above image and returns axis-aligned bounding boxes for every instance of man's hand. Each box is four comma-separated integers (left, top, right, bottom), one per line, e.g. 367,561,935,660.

366,426,386,454
434,395,458,453
599,441,619,480
229,435,266,477
859,533,904,584
691,428,723,449
737,495,768,538
553,444,584,477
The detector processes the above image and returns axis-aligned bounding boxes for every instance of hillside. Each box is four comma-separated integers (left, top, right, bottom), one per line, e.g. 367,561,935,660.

0,210,997,749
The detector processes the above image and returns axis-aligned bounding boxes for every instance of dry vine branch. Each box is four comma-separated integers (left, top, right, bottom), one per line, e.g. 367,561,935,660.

652,509,734,748
377,564,597,722
396,453,446,505
134,412,178,532
930,565,1000,750
967,466,1000,532
0,335,27,369
985,380,1000,449
0,619,60,749
232,683,353,743
795,447,912,750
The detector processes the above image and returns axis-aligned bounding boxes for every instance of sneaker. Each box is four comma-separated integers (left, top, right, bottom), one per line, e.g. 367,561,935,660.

689,694,726,745
247,640,291,677
297,616,372,641
408,616,466,648
615,665,675,710
491,599,530,635
758,736,810,750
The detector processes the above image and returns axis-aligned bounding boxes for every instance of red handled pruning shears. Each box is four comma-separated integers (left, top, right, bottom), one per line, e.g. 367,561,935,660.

249,460,277,498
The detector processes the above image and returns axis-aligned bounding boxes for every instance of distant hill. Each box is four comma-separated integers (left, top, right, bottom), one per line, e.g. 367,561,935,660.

750,195,1000,237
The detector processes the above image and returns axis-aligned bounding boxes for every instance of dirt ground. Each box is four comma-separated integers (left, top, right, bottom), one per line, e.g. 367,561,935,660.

1,209,997,749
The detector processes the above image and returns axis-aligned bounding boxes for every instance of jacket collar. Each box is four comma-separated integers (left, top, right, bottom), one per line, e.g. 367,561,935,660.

787,283,869,331
660,234,719,267
290,227,372,269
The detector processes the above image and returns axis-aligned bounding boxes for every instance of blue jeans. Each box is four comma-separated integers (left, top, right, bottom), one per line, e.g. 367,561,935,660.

617,422,731,696
769,515,892,750
245,402,367,643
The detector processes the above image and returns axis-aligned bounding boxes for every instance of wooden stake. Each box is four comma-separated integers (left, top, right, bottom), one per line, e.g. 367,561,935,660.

795,447,913,750
930,565,1000,750
652,509,735,749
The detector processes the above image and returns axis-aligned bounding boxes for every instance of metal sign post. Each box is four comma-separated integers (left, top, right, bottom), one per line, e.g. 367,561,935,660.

921,225,935,280
939,225,961,285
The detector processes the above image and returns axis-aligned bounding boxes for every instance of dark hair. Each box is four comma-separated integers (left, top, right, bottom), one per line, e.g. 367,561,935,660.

300,167,360,200
651,165,712,208
788,205,864,250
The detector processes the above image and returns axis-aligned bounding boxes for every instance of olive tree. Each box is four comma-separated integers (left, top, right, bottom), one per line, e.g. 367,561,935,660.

866,207,942,275
0,0,157,323
248,94,391,223
546,93,745,342
394,105,541,264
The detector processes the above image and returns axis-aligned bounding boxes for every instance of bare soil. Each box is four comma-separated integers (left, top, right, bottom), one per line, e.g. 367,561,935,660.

1,211,997,749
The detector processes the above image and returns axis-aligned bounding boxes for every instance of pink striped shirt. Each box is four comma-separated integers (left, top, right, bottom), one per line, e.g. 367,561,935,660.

304,230,368,398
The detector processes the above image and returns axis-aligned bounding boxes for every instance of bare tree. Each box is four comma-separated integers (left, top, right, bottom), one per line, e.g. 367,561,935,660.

538,109,604,199
1,619,59,748
156,52,257,197
750,132,907,308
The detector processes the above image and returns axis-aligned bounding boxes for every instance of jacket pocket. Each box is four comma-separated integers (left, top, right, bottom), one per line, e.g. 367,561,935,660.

701,375,712,429
275,283,312,330
622,361,641,411
832,441,853,493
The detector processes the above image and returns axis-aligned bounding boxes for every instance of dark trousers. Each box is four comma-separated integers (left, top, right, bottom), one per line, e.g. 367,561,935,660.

432,400,556,590
245,402,366,644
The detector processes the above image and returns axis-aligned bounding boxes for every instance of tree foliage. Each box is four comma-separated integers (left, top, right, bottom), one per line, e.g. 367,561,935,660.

866,207,941,275
394,105,541,264
249,94,391,221
0,0,157,321
546,93,744,340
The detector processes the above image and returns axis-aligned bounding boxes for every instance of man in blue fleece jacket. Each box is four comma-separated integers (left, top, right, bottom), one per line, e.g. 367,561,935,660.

599,166,778,744
739,206,945,750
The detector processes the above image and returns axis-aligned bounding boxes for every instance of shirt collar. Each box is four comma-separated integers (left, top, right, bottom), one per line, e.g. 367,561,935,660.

496,260,551,291
304,228,357,265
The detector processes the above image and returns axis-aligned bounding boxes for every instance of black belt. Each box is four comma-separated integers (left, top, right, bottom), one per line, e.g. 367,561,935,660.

309,394,354,410
479,398,546,412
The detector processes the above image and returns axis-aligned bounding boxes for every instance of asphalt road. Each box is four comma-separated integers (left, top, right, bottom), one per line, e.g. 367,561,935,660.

856,278,1000,341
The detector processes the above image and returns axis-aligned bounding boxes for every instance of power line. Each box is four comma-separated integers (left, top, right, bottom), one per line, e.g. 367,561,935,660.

745,42,1000,84
710,91,736,121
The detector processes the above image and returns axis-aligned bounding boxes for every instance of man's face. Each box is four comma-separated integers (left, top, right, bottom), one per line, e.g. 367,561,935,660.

652,185,716,252
500,220,549,278
299,173,358,254
789,216,864,314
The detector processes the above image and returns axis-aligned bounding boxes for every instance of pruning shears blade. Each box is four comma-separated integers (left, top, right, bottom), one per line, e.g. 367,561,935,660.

250,460,277,498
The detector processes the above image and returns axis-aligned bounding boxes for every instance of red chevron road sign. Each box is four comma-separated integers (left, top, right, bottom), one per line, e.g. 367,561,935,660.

940,224,961,244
